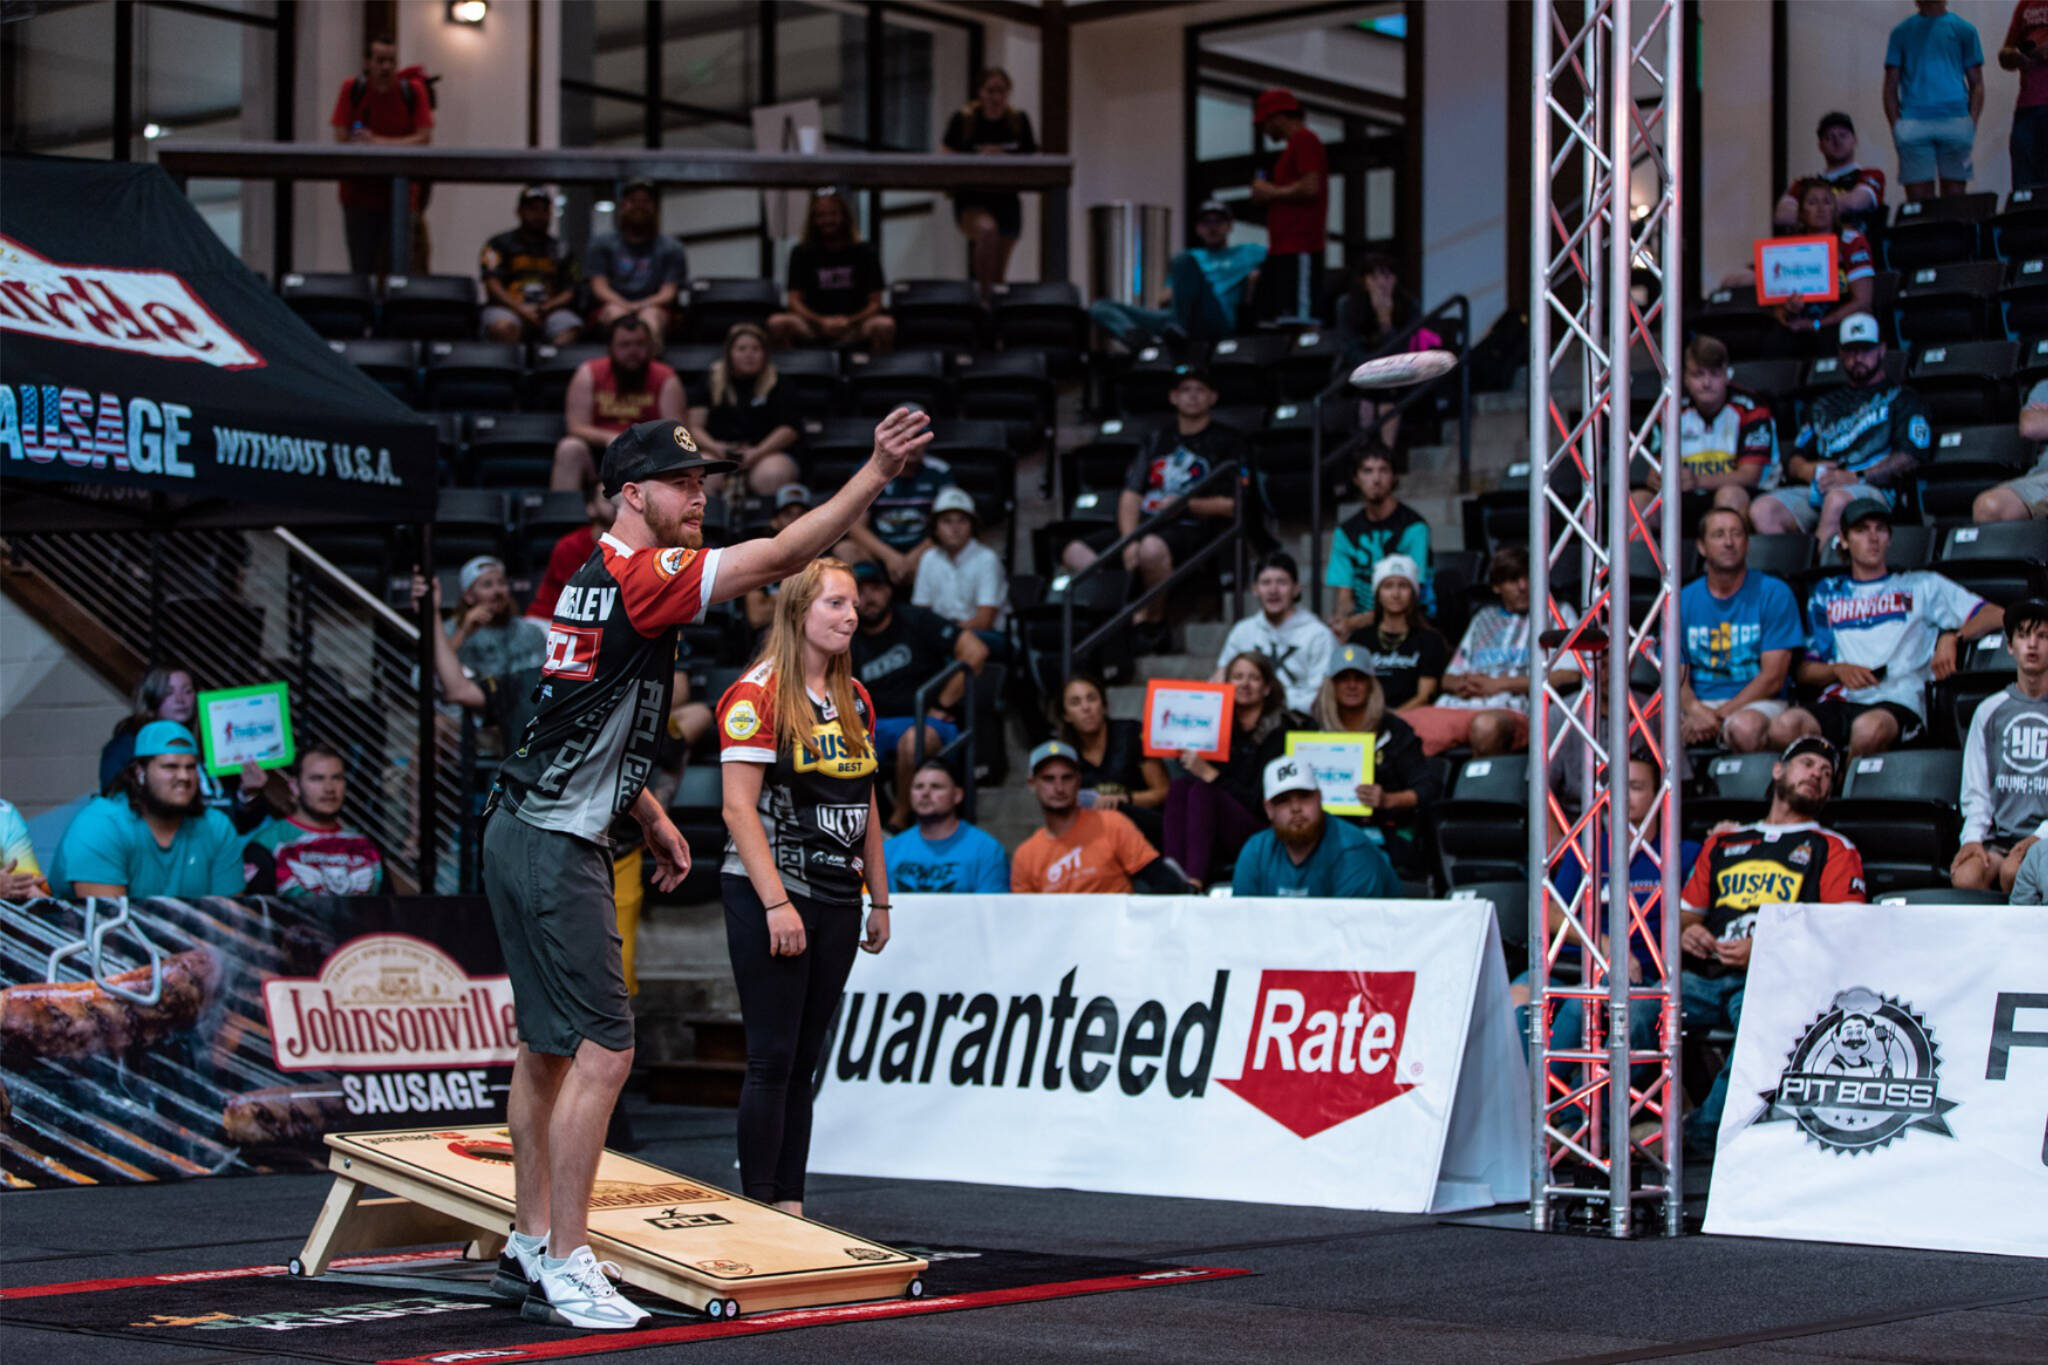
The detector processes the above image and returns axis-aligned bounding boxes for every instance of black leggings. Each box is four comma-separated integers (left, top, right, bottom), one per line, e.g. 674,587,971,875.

721,874,861,1204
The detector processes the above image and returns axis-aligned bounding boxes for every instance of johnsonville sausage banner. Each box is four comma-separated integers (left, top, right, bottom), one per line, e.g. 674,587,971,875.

0,895,511,1188
809,896,1530,1213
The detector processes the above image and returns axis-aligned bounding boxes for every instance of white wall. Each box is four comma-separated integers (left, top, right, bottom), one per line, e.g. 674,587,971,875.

0,596,128,818
1699,0,1775,284
1420,0,1508,328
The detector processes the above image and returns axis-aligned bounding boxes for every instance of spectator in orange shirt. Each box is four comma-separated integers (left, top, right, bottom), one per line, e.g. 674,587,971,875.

328,33,433,276
1011,741,1163,894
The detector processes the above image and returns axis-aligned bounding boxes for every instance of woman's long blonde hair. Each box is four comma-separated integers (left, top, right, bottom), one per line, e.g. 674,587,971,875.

708,322,779,407
1312,665,1385,734
756,558,870,762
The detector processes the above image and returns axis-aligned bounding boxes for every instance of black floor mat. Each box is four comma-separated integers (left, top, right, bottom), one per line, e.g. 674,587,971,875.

1,1246,1250,1363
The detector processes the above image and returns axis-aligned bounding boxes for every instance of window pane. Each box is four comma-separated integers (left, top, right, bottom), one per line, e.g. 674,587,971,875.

777,1,867,146
660,0,757,115
1197,89,1253,162
6,4,116,154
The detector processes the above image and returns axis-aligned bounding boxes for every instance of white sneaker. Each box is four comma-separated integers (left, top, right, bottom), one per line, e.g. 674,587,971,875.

491,1230,546,1301
521,1245,650,1330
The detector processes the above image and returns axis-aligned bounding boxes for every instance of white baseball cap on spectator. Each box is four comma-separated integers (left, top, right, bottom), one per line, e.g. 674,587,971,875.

459,555,505,594
930,486,978,524
1372,554,1420,592
1263,755,1319,802
1838,313,1880,348
774,483,812,510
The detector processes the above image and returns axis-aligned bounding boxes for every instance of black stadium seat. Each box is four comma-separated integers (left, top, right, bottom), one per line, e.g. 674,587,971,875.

1683,751,1778,843
2000,257,2048,336
990,281,1088,370
1063,413,1167,493
662,342,723,399
434,489,510,568
332,337,419,405
1882,192,1996,272
1694,287,1777,361
465,412,564,489
889,279,987,350
1827,749,1965,892
1816,521,1933,572
1728,358,1805,412
2020,333,2048,388
954,350,1055,444
1916,424,2031,520
1941,520,2048,604
1431,753,1530,889
280,271,376,338
1745,532,1812,580
1989,186,2048,261
1450,880,1531,975
1907,339,2016,427
1925,633,2018,747
801,416,878,464
379,274,479,340
770,347,843,420
683,278,778,343
1797,349,1908,407
514,489,587,576
525,343,602,411
422,340,525,412
1207,333,1293,407
1112,344,1185,415
1892,261,2004,346
845,350,951,417
1276,328,1344,400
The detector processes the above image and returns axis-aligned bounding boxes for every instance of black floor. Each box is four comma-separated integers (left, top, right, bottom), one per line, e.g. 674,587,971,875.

4,1097,2045,1363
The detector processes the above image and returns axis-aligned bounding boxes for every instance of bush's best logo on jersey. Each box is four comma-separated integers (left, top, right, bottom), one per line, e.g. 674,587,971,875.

794,722,877,778
724,698,760,740
1713,858,1804,911
1217,970,1417,1139
1748,986,1957,1154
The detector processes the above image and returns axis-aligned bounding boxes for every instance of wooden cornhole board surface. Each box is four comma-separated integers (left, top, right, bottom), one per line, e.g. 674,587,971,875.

303,1127,925,1316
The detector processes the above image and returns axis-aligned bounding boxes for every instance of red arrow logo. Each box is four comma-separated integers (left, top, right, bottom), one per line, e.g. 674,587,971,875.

1217,970,1418,1138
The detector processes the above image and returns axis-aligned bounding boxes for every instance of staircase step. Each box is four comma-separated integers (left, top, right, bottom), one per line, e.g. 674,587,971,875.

682,1012,747,1064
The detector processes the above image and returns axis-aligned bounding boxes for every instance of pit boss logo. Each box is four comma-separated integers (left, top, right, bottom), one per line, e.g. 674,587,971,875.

1751,986,1958,1154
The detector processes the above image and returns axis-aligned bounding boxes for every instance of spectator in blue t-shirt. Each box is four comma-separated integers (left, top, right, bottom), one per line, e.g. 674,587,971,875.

1231,756,1399,898
1679,507,1804,753
1885,1,1985,201
50,721,247,899
883,760,1010,894
1088,200,1265,350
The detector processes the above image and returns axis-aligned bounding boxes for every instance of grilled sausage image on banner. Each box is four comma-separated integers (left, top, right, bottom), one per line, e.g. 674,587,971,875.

222,1086,348,1146
0,948,220,1059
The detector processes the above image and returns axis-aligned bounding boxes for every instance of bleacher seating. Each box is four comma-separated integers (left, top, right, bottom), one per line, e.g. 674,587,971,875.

846,350,952,417
1940,521,2048,603
1207,333,1293,407
1112,345,1184,415
954,350,1056,446
771,347,843,420
889,279,987,350
1694,287,1777,360
1276,330,1344,401
282,272,376,338
1684,750,1777,843
1894,262,2004,346
1882,192,1997,272
1828,748,1965,891
1926,632,2017,747
423,341,525,412
990,281,1088,372
526,343,603,410
465,413,564,488
515,490,586,575
434,489,510,567
1917,425,2031,520
683,278,779,343
334,337,420,405
380,274,479,339
1990,187,2048,260
1431,754,1530,889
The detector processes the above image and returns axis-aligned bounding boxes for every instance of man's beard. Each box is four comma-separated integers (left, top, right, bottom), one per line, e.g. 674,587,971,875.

645,502,702,549
139,786,204,821
613,360,650,393
1773,775,1826,818
1275,808,1325,854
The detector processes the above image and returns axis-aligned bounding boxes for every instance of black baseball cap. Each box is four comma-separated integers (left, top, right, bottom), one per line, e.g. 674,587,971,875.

1171,363,1216,390
1817,111,1855,137
621,177,657,197
517,184,551,204
599,419,737,496
1780,735,1840,773
2006,597,2048,635
1839,496,1892,531
851,559,890,585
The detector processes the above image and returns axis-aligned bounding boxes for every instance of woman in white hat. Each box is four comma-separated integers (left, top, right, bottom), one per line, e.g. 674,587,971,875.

1345,554,1449,712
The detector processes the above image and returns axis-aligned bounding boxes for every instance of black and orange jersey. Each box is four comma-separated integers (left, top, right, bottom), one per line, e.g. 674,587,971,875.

490,533,721,845
717,661,878,904
1680,821,1866,978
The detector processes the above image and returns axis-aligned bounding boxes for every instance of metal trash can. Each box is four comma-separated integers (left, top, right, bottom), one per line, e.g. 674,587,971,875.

1088,202,1173,305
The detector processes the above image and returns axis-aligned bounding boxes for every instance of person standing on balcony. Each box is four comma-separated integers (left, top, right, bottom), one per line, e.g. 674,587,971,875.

329,33,433,276
1250,87,1328,324
941,67,1037,298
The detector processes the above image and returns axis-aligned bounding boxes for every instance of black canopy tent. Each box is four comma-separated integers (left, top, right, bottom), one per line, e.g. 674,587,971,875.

0,155,435,529
1,154,442,867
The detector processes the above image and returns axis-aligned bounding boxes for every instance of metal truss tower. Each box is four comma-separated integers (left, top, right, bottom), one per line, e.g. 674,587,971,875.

1527,0,1685,1237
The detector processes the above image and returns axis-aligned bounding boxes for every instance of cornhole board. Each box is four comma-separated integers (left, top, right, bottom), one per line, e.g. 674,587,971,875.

295,1127,927,1318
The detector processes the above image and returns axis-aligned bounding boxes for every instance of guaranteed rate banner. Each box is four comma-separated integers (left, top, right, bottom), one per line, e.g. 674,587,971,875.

0,896,511,1188
1706,904,2048,1258
809,896,1530,1213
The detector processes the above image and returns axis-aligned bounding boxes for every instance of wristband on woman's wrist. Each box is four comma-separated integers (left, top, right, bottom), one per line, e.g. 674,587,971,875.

763,898,791,912
870,902,892,912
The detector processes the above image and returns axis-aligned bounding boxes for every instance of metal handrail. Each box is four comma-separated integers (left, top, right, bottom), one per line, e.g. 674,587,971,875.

1059,461,1247,683
912,659,979,824
1306,293,1473,615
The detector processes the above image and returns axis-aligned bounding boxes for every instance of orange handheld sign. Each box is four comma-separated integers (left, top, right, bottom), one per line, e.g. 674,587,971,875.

1753,234,1839,306
1141,679,1235,760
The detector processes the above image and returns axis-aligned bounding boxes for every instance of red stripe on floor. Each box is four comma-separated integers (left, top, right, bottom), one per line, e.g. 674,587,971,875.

376,1266,1252,1364
0,1249,466,1300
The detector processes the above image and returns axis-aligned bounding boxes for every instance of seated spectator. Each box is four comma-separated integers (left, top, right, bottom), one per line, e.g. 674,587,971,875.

1087,199,1265,351
1776,499,2002,756
1164,651,1306,889
839,425,950,588
0,796,49,899
882,759,1009,894
746,483,813,634
550,315,686,492
1681,737,1866,1152
766,191,894,352
687,323,801,498
526,480,613,620
449,555,549,680
51,722,246,898
911,486,1008,645
242,743,385,897
1634,335,1780,531
1773,112,1886,234
1955,597,2048,892
1680,508,1803,753
1050,673,1170,847
1405,545,1580,757
1335,255,1438,452
1344,556,1449,711
1214,551,1338,714
1063,364,1244,648
586,177,686,346
1751,314,1931,544
1310,644,1441,878
848,561,989,825
1328,449,1437,635
1760,179,1875,357
100,665,282,833
1232,755,1398,898
1972,378,2048,523
2008,818,2048,903
1011,741,1164,894
479,185,580,347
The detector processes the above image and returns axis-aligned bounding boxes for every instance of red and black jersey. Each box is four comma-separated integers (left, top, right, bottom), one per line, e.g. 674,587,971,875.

1680,821,1866,978
490,533,721,846
717,662,877,904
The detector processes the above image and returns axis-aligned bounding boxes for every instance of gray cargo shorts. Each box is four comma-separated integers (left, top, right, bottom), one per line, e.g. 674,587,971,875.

481,812,634,1056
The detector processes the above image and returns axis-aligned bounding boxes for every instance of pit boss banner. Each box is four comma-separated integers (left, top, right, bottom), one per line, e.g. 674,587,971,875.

0,896,511,1187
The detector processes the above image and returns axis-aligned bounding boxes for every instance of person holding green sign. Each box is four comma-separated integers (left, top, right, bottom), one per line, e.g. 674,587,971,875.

52,721,247,899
